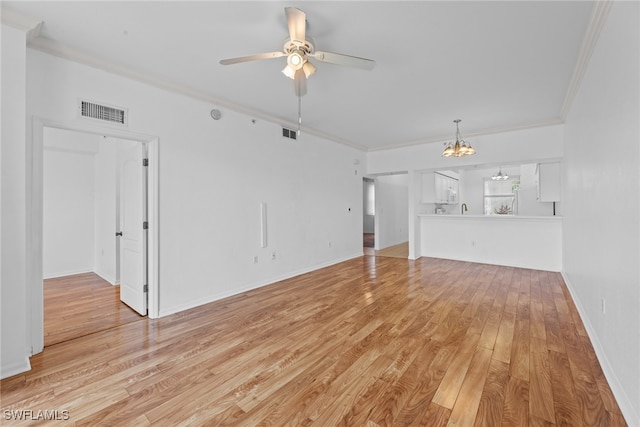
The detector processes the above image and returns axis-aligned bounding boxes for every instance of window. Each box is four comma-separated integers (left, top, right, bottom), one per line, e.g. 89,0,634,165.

484,177,520,215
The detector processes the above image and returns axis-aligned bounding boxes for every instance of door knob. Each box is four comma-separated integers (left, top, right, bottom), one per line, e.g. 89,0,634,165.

115,231,123,237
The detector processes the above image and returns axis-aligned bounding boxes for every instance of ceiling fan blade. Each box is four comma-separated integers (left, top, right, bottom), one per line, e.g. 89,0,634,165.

285,7,306,43
294,69,307,97
219,51,284,65
312,51,376,70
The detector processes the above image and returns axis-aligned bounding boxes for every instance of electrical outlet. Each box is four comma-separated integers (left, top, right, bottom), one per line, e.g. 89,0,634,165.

272,251,276,260
328,241,332,248
471,240,476,247
253,256,258,264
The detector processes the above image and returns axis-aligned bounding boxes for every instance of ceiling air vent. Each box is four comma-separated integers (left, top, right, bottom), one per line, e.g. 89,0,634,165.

282,127,297,140
79,99,128,126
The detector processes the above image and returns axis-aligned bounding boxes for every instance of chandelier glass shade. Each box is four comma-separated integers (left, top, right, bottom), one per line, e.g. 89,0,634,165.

491,168,509,180
442,119,475,158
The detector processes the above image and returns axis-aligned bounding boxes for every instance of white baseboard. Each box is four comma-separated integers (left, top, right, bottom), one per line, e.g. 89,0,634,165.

43,268,93,280
0,357,31,380
159,252,363,318
561,272,640,426
93,269,116,285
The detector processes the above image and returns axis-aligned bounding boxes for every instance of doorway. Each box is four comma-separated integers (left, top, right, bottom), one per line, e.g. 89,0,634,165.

363,178,375,252
28,118,159,356
41,128,150,345
363,173,409,257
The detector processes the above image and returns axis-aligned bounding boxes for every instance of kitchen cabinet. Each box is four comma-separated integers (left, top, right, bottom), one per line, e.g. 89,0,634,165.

537,162,561,202
435,173,458,204
421,172,459,204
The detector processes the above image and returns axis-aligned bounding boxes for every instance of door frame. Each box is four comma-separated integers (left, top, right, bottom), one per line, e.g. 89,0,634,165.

27,117,159,356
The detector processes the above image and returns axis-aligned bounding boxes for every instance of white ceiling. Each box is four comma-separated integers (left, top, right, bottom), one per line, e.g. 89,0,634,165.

2,1,596,151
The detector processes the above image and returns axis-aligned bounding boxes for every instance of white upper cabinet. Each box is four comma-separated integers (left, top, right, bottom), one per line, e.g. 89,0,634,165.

537,162,561,202
421,171,459,204
435,173,459,204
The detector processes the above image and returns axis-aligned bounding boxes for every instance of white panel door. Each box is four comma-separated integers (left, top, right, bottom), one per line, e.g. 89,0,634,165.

119,141,147,315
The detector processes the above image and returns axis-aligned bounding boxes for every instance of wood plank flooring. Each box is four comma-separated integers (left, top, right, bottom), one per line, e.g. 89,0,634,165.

364,233,375,248
364,242,409,259
43,273,144,346
1,257,626,426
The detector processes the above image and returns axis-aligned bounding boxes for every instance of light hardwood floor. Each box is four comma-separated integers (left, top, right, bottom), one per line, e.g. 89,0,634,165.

43,273,144,347
364,242,409,259
1,257,626,426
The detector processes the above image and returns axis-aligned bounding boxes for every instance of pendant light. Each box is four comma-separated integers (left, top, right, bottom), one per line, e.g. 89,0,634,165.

491,167,509,181
442,119,475,158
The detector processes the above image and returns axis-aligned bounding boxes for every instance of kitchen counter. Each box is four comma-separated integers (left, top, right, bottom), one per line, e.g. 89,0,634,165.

419,214,562,220
419,214,562,271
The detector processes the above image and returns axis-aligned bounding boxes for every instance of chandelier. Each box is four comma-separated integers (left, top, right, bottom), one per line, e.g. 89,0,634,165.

492,167,509,180
442,119,475,157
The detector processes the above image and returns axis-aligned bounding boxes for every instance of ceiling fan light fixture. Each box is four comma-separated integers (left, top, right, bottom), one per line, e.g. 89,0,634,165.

282,64,296,79
302,61,316,78
219,7,376,96
442,119,476,158
287,51,304,70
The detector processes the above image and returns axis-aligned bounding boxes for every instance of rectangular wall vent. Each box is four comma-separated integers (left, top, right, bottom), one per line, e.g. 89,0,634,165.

79,99,128,126
282,127,297,140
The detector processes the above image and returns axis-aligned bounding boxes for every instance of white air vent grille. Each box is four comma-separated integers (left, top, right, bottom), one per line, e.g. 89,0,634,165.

79,100,128,125
282,127,297,140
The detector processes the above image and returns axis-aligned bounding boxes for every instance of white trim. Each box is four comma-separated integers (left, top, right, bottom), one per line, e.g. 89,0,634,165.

0,357,31,380
147,136,160,319
560,0,613,120
93,269,117,286
158,252,363,318
0,7,42,42
43,269,94,280
26,38,367,152
561,272,640,427
367,119,564,152
11,1,613,153
29,117,161,355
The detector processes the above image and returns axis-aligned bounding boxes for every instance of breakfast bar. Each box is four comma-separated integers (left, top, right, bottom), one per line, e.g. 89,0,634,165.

418,214,562,271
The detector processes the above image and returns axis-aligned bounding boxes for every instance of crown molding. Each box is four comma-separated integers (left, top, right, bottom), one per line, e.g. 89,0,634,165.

560,0,613,120
26,37,368,152
0,7,43,41
367,118,564,152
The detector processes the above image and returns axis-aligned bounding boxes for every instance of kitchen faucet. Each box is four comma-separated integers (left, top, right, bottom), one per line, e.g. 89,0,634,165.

461,203,468,214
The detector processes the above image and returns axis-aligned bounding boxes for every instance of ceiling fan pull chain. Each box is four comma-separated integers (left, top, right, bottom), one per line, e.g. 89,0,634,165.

297,95,302,136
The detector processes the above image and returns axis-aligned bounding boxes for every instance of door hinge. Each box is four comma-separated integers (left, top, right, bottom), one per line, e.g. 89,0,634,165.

143,284,148,293
143,221,148,230
143,158,149,167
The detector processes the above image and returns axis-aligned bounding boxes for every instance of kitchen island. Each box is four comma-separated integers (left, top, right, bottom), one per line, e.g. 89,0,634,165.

418,214,562,271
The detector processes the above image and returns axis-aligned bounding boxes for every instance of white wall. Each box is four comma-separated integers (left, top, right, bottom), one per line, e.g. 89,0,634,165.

368,124,564,175
26,49,365,320
563,1,640,424
42,128,120,284
42,128,99,278
1,23,31,379
375,174,408,249
94,137,117,284
420,215,562,271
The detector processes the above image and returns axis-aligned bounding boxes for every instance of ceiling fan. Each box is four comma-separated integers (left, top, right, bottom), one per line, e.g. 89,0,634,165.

219,7,376,97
